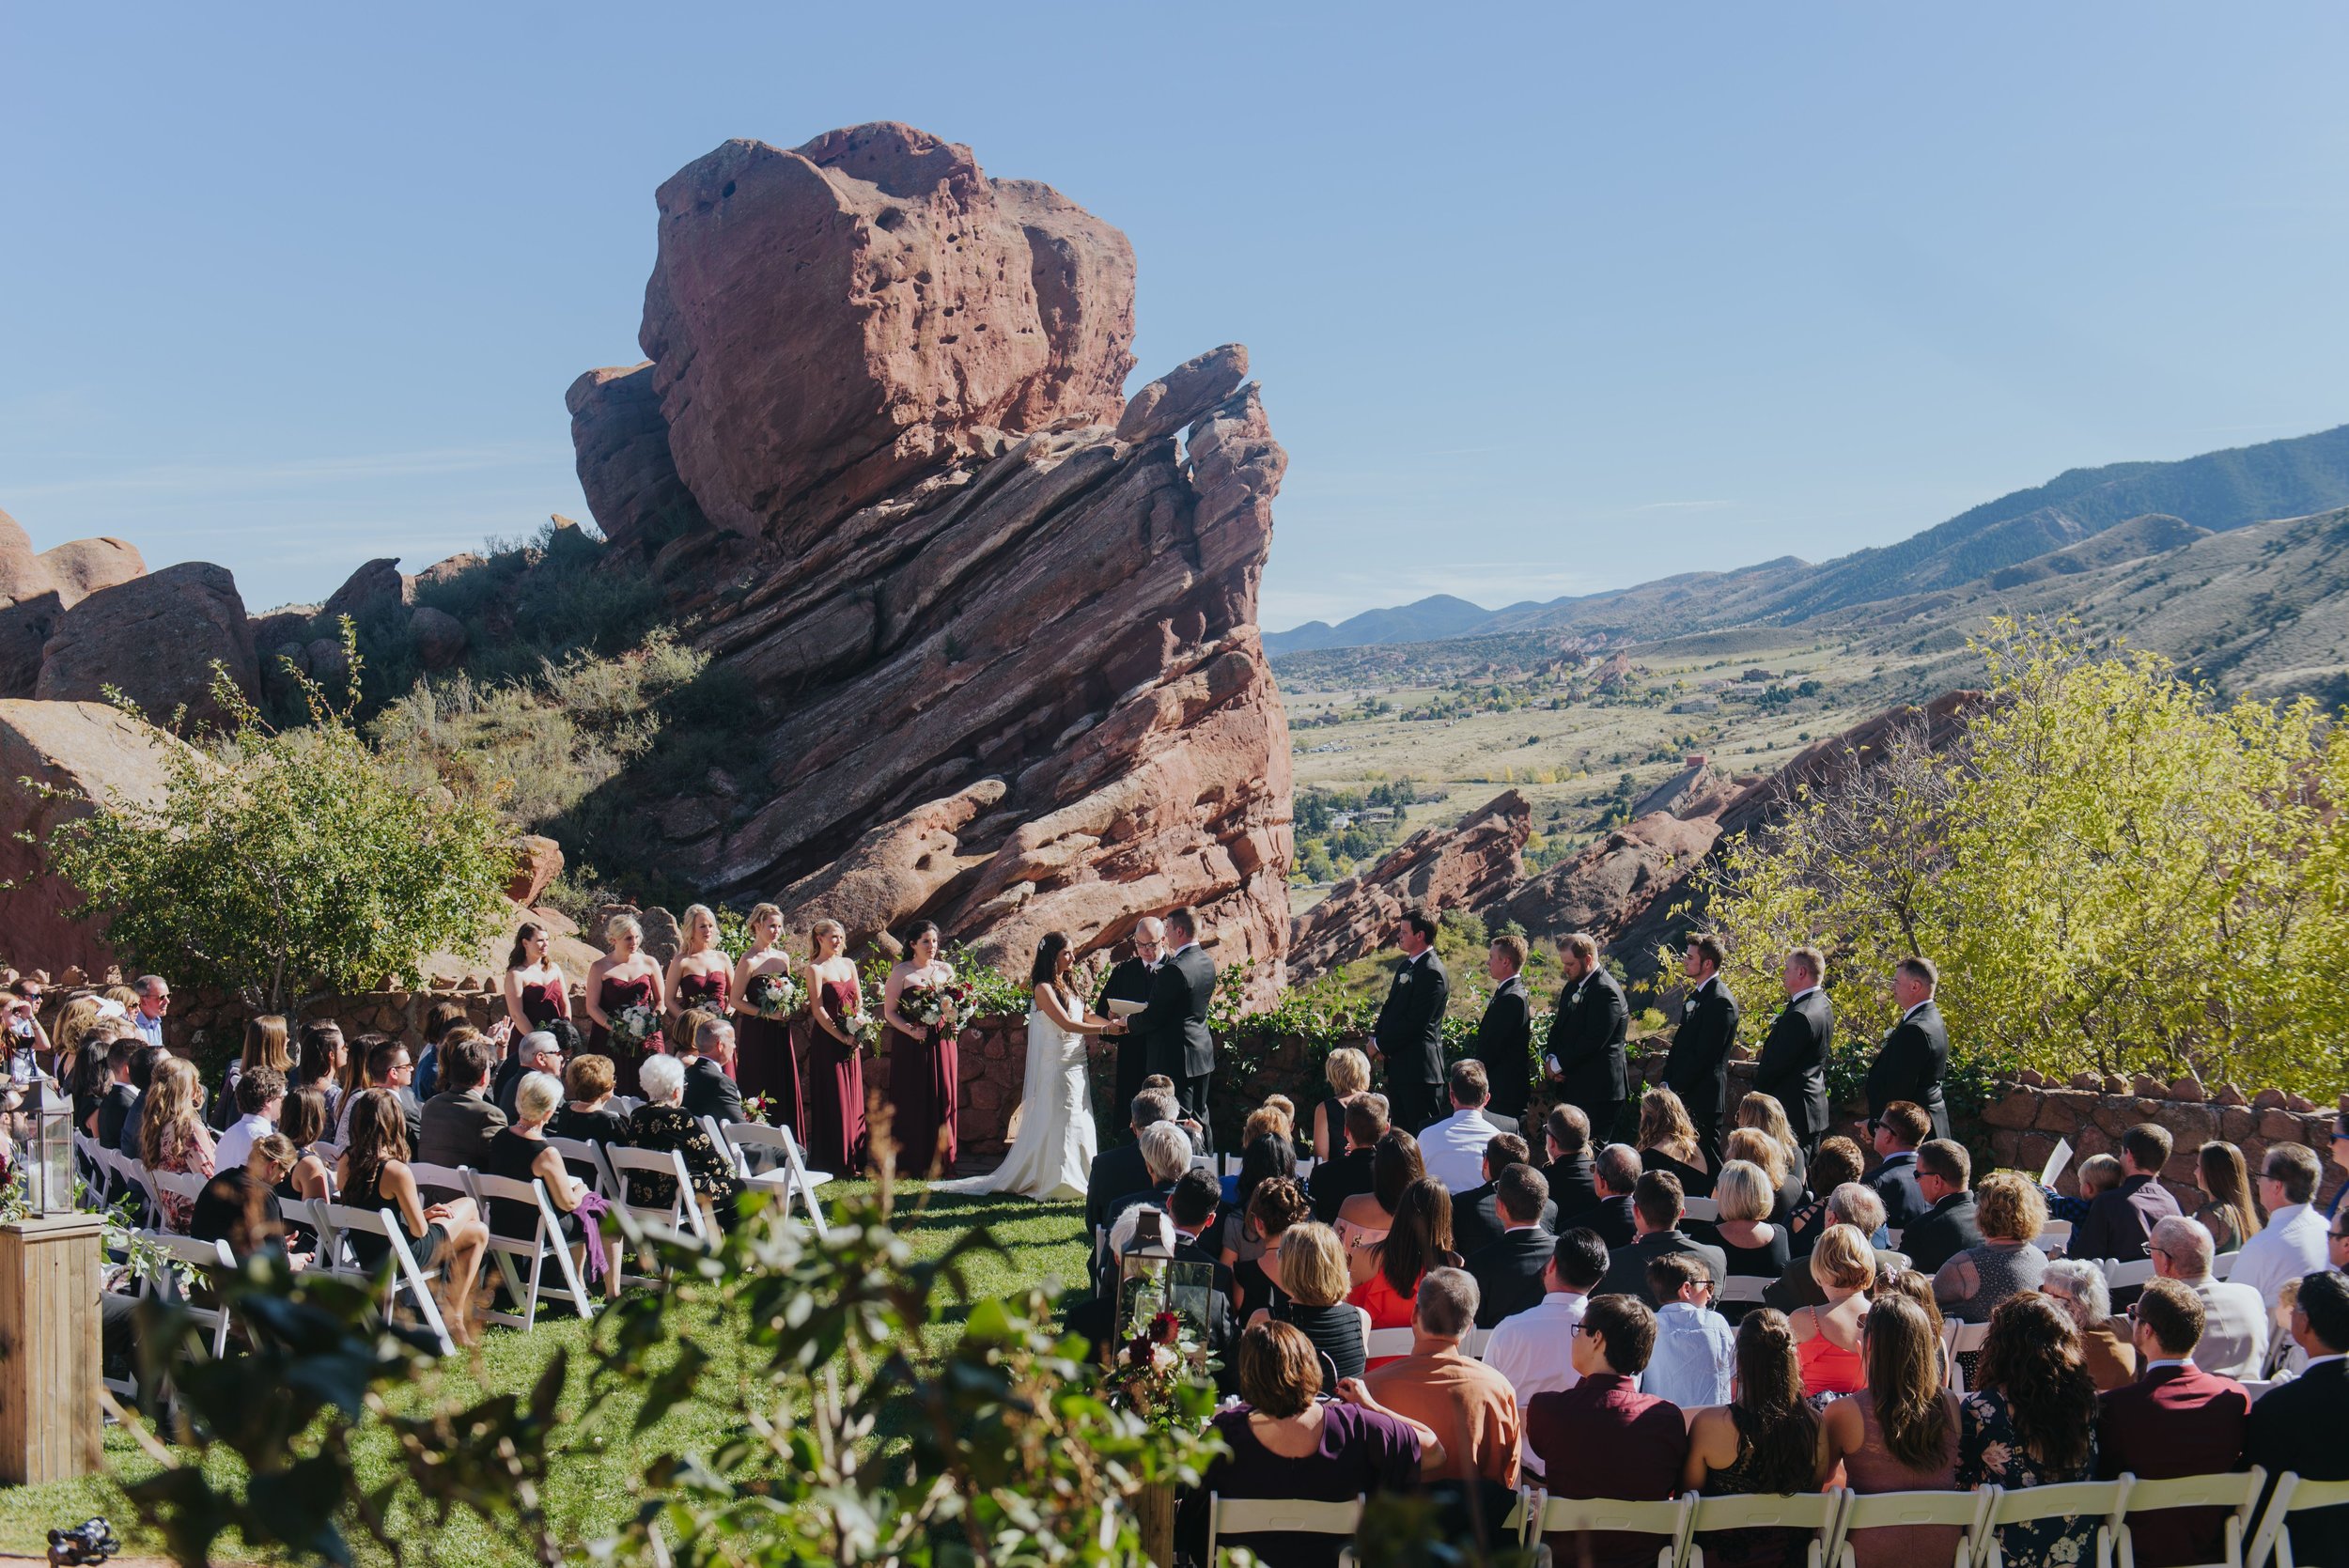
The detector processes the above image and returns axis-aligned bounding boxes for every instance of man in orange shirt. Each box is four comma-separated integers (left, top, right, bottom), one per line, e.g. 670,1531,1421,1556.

1361,1266,1522,1548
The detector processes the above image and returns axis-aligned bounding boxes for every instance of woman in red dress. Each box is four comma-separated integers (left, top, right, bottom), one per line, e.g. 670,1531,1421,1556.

801,919,867,1174
583,914,665,1084
881,920,960,1179
502,922,572,1034
666,905,733,1060
732,902,804,1131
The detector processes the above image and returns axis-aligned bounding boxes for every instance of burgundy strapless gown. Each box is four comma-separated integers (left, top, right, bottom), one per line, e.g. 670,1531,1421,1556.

735,970,804,1133
885,1016,958,1179
674,968,735,1079
518,978,568,1028
803,978,867,1174
589,972,661,1083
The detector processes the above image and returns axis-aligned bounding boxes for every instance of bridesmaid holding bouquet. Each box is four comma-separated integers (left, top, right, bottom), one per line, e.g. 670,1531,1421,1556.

882,921,961,1179
583,915,665,1078
733,902,805,1133
801,920,868,1174
667,905,733,1052
502,921,571,1034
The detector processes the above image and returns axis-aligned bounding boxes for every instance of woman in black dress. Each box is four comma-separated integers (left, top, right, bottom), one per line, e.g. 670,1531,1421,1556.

334,1089,490,1343
1638,1086,1714,1198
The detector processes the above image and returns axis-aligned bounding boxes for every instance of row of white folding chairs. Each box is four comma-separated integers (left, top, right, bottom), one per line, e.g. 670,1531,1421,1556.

702,1116,833,1239
1210,1467,2334,1568
402,1161,598,1330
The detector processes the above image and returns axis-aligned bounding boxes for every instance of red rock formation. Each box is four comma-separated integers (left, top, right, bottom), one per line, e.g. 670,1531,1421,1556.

1503,811,1724,951
1288,790,1532,979
568,125,1293,994
0,506,148,698
35,562,257,732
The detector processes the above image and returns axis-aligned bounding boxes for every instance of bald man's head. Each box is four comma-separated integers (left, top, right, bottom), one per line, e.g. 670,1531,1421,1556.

1133,918,1165,959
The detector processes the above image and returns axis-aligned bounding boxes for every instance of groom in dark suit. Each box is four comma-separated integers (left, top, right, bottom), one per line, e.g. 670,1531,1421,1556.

1660,934,1739,1164
1469,931,1536,1127
1371,908,1450,1133
1545,932,1627,1142
1119,907,1218,1151
1095,917,1164,1138
1752,945,1833,1155
1865,955,1950,1141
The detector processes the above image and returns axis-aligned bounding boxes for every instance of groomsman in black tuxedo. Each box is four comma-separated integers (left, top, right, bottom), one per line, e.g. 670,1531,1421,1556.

1095,917,1164,1139
1545,932,1627,1142
1661,934,1739,1165
1865,955,1950,1141
1371,908,1450,1133
1469,932,1536,1128
1753,946,1834,1155
1116,908,1219,1151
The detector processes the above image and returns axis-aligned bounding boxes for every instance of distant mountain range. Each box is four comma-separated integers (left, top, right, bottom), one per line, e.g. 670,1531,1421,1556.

1267,422,2349,657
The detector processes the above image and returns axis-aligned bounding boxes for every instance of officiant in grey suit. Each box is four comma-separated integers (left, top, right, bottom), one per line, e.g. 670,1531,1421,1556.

1115,907,1218,1150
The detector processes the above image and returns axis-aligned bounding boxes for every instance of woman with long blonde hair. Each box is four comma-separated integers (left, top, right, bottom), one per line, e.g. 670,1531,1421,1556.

666,904,732,1036
583,913,665,1075
1639,1085,1714,1196
140,1057,214,1232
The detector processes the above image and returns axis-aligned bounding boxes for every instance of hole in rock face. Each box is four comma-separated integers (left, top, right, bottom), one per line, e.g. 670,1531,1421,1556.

721,180,737,199
876,206,908,231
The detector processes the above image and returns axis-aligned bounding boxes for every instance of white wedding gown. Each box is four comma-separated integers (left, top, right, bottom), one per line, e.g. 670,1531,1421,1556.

932,990,1097,1201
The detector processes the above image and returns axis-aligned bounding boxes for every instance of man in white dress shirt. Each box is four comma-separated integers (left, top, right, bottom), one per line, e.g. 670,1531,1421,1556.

1483,1227,1608,1479
130,974,170,1049
2234,1142,2331,1311
2149,1215,2268,1379
1419,1059,1513,1195
212,1066,285,1172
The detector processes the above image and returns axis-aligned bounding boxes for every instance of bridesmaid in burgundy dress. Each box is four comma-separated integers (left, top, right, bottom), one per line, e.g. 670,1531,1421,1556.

732,902,804,1131
501,922,572,1034
881,920,961,1179
801,919,867,1173
583,914,665,1085
666,905,733,1060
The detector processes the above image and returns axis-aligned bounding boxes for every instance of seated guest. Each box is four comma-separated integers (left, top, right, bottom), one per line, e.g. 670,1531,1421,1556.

1523,1293,1689,1566
1453,1133,1559,1257
2072,1122,2182,1265
1786,1136,1868,1256
1085,1090,1181,1237
1101,1122,1194,1261
2232,1141,2329,1310
117,1043,170,1160
1221,1125,1300,1304
410,1000,468,1103
1137,1073,1206,1154
2042,1257,2136,1391
1420,1060,1512,1194
214,1066,285,1172
334,1037,421,1150
294,1019,347,1126
2192,1139,2262,1255
1821,1295,1963,1568
191,1133,306,1265
1723,1126,1801,1225
675,1017,742,1126
1902,1139,1983,1275
1465,1163,1554,1327
142,1057,215,1233
1484,1227,1608,1413
1733,1092,1807,1200
1644,1251,1734,1409
1682,1310,1833,1568
1789,1223,1875,1397
1261,1221,1367,1384
335,1089,491,1343
2147,1215,2268,1377
1166,1167,1235,1290
1637,1086,1714,1198
1230,1175,1310,1318
2097,1277,2251,1568
1934,1171,2049,1322
495,1027,571,1122
624,1054,743,1233
418,1035,507,1172
1959,1293,2102,1567
1187,1321,1436,1568
1868,1100,1932,1231
1704,1157,1789,1317
1593,1170,1727,1305
1362,1269,1522,1530
1765,1182,1893,1312
1874,1267,1955,1385
2043,1153,2121,1226
1335,1128,1423,1263
1580,1143,1642,1250
275,1085,334,1204
552,1054,630,1145
93,1036,139,1151
1307,1094,1388,1226
1348,1178,1457,1367
483,1070,610,1279
1536,1102,1598,1219
1311,1047,1372,1162
2244,1269,2349,1568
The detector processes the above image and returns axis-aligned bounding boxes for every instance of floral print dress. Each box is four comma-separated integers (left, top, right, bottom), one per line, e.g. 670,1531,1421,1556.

1957,1388,2100,1567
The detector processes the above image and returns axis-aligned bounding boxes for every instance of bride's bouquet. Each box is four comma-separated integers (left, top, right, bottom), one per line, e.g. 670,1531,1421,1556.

741,970,802,1020
900,978,971,1031
611,1002,661,1051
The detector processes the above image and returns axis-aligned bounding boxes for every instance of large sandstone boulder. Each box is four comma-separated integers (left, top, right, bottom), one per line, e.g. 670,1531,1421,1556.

1504,811,1724,950
36,561,258,731
0,507,148,698
0,699,193,978
1289,790,1532,979
321,557,410,622
570,125,1292,995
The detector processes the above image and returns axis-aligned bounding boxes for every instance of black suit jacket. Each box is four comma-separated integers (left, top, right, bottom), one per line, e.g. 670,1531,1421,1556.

681,1056,746,1126
1373,951,1451,1086
2073,1172,2183,1266
1547,968,1628,1114
1871,1153,1929,1230
1900,1190,1982,1274
1308,1147,1376,1225
1574,1193,1639,1250
1470,974,1535,1118
1085,1141,1152,1236
1595,1229,1729,1307
1453,1182,1560,1260
1133,945,1216,1079
1865,1000,1950,1140
2245,1358,2349,1568
1097,956,1156,1014
1540,1152,1600,1222
1468,1227,1558,1328
1661,977,1740,1127
1753,989,1834,1143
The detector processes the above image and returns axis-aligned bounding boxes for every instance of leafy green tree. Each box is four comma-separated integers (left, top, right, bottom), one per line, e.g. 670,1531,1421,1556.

24,629,512,1016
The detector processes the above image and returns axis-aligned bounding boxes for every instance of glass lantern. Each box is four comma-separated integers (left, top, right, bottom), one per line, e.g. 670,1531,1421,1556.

16,1076,76,1216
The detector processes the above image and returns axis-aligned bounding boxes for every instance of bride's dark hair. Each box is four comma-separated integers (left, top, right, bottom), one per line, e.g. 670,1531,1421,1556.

1029,932,1071,986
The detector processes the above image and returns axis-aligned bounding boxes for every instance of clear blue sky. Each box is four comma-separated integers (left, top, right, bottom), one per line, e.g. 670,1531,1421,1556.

6,5,2347,629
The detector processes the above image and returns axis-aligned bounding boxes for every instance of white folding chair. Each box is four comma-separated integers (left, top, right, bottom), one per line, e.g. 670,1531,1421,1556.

2116,1467,2265,1568
147,1170,208,1234
1206,1494,1362,1561
1461,1327,1493,1358
603,1145,712,1290
139,1233,239,1360
1295,1157,1317,1179
310,1139,344,1167
1823,1487,1991,1568
2238,1379,2272,1403
1364,1326,1415,1361
2041,1219,2075,1253
1717,1276,1772,1306
1521,1488,1695,1566
1942,1319,1991,1392
721,1120,833,1239
1981,1478,2126,1568
2248,1473,2349,1568
1687,1489,1842,1568
1683,1197,1720,1223
463,1170,597,1329
104,1152,159,1230
314,1202,456,1354
547,1135,619,1200
2106,1257,2157,1291
2208,1251,2239,1281
407,1159,472,1206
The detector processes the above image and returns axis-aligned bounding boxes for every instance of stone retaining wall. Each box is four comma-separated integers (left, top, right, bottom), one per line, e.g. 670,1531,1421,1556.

1976,1074,2342,1210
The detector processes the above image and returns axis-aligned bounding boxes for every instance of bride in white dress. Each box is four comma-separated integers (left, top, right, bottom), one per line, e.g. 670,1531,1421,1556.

933,932,1116,1201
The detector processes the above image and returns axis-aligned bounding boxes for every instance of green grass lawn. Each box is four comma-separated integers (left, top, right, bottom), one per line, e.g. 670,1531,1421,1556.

0,1183,1091,1564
